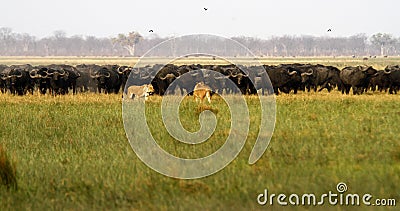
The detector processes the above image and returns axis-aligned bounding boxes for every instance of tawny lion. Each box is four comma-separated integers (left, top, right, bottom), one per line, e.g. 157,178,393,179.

193,82,212,103
125,84,155,101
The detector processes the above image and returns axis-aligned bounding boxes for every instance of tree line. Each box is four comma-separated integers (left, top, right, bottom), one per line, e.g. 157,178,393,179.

0,27,399,57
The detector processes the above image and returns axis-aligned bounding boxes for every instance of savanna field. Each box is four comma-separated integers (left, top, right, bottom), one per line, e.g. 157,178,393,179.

0,57,400,210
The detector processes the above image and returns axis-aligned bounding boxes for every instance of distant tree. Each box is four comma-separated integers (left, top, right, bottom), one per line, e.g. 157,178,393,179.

112,31,143,56
52,30,68,55
68,35,84,56
53,30,67,39
348,34,367,55
395,38,400,55
18,33,36,53
135,34,168,56
1,26,400,56
39,37,52,56
0,27,13,40
0,27,16,55
370,33,396,56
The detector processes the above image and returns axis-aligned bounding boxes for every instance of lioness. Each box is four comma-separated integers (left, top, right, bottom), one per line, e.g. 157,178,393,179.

125,84,155,101
193,82,212,103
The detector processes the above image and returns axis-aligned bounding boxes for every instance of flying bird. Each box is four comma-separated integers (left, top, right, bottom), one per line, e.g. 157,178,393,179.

204,7,208,11
327,28,332,32
149,30,153,33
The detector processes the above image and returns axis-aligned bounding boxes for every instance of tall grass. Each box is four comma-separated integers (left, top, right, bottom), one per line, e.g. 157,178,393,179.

0,93,399,210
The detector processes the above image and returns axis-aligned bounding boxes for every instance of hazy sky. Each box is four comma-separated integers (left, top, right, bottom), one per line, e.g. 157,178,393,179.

1,0,399,39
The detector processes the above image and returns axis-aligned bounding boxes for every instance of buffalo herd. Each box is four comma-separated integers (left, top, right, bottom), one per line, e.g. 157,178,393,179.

1,63,400,96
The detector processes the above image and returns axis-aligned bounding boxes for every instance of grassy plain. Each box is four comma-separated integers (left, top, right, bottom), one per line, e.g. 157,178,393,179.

0,57,399,210
0,92,399,210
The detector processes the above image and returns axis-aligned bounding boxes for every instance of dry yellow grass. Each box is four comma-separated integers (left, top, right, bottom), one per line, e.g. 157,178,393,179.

1,56,399,69
0,93,122,104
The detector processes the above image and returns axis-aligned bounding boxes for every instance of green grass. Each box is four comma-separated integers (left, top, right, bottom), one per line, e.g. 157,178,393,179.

0,92,399,210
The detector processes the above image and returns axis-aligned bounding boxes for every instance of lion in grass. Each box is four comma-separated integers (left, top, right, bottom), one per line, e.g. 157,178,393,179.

193,82,212,103
125,84,155,101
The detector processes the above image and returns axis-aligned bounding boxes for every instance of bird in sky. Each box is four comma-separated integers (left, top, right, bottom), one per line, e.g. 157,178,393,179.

327,28,332,32
149,30,153,33
204,7,208,11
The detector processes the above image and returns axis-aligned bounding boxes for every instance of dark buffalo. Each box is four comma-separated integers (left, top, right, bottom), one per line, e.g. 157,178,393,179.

29,67,51,94
203,69,230,94
152,64,179,95
158,73,178,94
45,68,70,95
212,65,237,94
264,65,298,95
243,65,270,95
385,65,400,94
57,65,81,94
0,65,8,93
173,68,204,95
301,65,342,92
75,64,100,93
90,67,121,94
229,66,251,94
340,66,378,95
368,69,391,92
128,66,156,86
117,65,133,91
277,64,308,93
30,65,80,95
2,67,33,95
